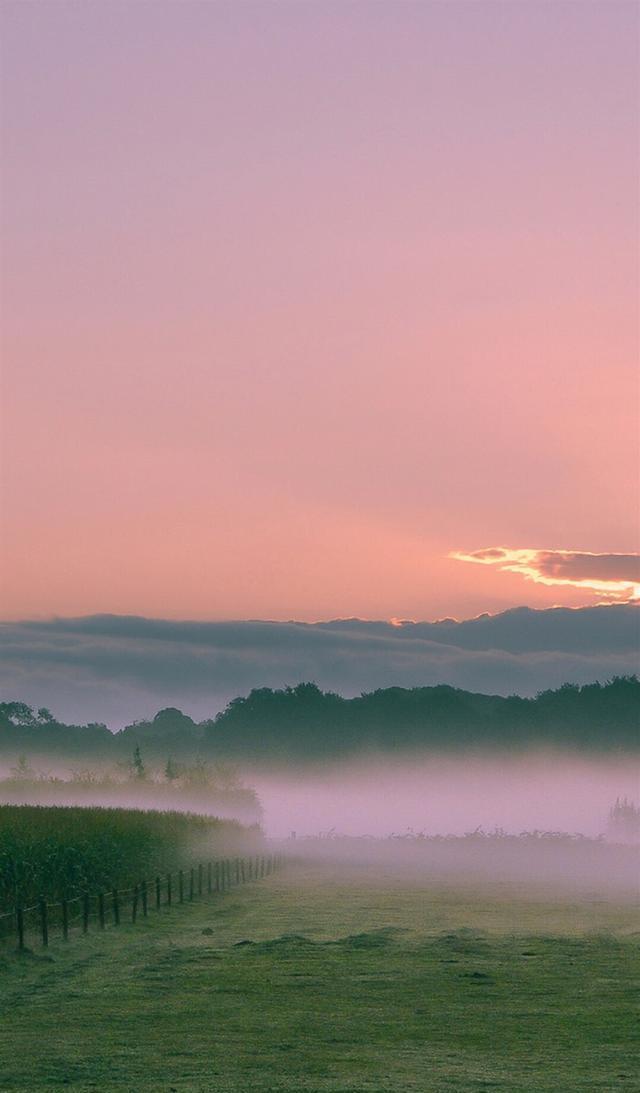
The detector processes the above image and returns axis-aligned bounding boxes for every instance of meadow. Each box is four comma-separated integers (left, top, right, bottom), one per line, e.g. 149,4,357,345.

0,852,637,1091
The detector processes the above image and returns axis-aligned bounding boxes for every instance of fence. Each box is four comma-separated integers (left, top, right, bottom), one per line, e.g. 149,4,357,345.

0,853,283,951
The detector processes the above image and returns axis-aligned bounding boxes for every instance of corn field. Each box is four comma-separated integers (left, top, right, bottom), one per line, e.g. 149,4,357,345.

0,804,260,912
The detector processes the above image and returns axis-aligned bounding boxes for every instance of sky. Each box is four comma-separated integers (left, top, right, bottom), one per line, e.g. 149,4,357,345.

1,0,638,624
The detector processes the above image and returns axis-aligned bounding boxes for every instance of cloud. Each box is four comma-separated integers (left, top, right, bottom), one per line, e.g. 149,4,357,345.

452,548,640,600
0,606,637,728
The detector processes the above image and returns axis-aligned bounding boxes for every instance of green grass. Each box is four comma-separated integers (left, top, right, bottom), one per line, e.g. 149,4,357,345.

0,860,637,1091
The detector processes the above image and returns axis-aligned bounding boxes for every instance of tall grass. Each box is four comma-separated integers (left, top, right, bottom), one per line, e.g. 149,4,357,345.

0,804,260,911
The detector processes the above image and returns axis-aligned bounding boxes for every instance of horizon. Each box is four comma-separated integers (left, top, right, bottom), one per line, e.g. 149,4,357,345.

2,594,633,629
2,602,637,727
3,598,640,626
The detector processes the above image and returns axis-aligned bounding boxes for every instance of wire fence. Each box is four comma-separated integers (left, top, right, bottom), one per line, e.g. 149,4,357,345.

0,853,283,951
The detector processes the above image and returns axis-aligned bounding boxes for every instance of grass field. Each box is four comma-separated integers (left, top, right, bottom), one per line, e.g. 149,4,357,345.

0,858,637,1092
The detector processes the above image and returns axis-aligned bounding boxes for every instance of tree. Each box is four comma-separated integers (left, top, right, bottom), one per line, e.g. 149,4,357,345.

164,757,179,782
181,759,210,789
209,761,243,792
10,755,33,779
131,745,146,780
608,797,640,842
0,702,37,727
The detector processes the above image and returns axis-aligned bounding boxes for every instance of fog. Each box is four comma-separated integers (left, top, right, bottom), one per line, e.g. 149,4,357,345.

248,752,639,840
247,753,639,899
2,751,637,842
0,783,261,828
2,750,638,897
0,759,262,827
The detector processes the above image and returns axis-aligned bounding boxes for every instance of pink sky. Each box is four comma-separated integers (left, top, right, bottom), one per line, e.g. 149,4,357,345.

1,1,638,622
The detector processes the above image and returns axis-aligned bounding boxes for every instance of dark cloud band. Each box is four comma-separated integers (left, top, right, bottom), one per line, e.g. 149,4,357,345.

0,605,637,728
535,551,640,583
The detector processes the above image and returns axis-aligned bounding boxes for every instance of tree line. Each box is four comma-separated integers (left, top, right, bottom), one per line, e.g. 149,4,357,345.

0,676,638,762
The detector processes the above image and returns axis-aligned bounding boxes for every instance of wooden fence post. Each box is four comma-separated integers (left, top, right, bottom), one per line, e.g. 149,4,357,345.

3,849,292,955
39,899,48,947
16,905,24,951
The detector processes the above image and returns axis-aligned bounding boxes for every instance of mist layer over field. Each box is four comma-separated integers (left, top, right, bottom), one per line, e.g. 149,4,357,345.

0,759,263,827
3,752,635,847
250,752,639,841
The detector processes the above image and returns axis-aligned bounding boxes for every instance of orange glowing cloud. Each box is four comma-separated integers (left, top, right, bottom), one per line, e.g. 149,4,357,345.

451,548,640,602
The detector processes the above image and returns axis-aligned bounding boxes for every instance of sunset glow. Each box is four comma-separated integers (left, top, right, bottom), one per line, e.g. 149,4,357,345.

1,1,637,623
452,548,640,602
